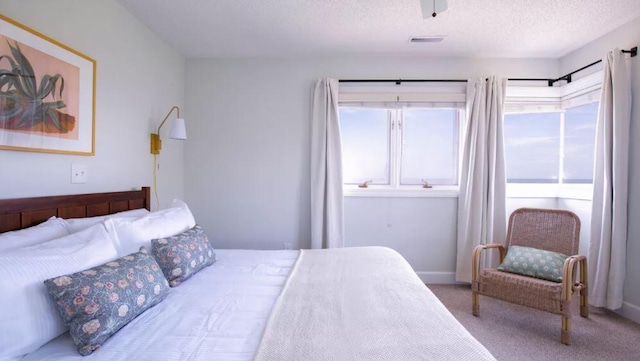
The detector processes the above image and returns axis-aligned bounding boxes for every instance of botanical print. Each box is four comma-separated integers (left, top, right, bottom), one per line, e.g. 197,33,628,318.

0,35,80,139
0,14,95,155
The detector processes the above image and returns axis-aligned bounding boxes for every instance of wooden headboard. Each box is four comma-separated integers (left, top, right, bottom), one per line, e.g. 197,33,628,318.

0,187,150,233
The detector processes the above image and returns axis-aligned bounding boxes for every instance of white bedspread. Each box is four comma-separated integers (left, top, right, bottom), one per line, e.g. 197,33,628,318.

254,247,496,361
22,250,298,361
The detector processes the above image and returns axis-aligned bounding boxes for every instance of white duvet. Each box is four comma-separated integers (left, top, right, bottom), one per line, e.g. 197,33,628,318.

22,250,298,361
22,248,494,361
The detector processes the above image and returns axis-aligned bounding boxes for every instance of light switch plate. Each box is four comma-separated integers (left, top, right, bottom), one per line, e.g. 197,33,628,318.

71,164,88,184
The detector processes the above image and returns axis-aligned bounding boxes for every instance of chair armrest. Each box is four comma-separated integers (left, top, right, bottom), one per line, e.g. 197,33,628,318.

472,244,506,282
561,255,588,300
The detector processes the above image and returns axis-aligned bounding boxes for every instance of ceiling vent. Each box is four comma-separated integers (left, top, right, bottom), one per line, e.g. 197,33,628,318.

409,36,445,43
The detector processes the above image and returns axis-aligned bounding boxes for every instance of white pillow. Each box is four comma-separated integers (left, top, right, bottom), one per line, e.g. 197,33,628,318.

104,199,196,257
60,208,150,234
0,217,70,253
0,223,118,361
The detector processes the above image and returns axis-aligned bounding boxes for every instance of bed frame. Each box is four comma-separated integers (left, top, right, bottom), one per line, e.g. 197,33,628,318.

0,187,150,233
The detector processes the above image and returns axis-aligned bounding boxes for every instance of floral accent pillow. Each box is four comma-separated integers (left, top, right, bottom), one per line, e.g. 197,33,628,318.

497,245,568,282
44,247,169,356
151,224,216,287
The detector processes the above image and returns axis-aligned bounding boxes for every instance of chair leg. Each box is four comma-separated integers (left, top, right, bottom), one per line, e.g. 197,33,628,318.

580,290,589,318
561,316,571,345
472,292,480,316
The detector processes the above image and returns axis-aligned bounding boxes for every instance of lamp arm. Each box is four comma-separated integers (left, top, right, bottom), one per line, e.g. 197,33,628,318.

151,106,181,155
157,106,180,134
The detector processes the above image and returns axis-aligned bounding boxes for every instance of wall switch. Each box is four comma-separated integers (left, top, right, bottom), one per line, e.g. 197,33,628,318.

71,164,88,184
282,242,292,250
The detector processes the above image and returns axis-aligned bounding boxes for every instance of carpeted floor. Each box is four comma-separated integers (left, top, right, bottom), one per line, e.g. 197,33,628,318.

428,284,640,361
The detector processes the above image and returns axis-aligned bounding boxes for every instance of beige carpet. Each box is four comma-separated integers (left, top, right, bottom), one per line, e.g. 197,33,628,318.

428,284,640,361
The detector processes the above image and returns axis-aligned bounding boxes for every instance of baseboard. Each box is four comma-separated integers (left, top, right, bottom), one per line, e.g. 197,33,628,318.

416,271,461,284
616,301,640,324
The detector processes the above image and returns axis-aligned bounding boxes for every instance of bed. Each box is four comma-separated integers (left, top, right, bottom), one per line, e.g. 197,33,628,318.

0,187,496,361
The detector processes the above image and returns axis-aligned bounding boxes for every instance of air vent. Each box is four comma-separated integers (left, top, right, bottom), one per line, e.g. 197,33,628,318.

409,36,445,43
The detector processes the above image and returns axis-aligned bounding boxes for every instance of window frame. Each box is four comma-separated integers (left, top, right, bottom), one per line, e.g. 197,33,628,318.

504,71,602,200
341,106,462,197
338,89,465,198
338,72,601,200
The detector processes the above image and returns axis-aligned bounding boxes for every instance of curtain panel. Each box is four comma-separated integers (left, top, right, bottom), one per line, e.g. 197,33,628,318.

456,77,508,283
589,49,632,310
310,78,344,249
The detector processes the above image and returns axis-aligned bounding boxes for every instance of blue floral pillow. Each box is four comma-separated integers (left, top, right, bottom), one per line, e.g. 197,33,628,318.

151,224,216,287
44,247,169,356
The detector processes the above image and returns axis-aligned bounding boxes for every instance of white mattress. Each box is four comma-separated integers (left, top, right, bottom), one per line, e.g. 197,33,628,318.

22,250,299,361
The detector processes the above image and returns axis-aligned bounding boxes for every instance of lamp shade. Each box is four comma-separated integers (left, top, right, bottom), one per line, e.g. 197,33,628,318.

169,118,187,140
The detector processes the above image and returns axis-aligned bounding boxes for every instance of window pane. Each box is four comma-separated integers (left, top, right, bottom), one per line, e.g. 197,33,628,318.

339,108,390,184
400,109,458,185
563,102,598,183
504,112,561,183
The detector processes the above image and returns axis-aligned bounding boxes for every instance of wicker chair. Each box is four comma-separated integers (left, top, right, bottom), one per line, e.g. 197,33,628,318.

471,208,588,345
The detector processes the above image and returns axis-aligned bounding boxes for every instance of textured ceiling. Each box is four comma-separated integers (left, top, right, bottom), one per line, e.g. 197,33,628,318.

116,0,640,59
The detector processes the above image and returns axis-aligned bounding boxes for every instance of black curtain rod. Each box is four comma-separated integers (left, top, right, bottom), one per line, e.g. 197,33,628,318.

338,79,468,85
339,46,637,87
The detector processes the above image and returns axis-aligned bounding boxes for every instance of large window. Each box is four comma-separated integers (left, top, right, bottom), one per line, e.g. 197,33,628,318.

503,102,598,185
339,106,459,188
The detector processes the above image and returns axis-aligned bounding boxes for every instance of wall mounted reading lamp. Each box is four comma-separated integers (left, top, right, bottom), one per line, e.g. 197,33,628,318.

150,106,187,154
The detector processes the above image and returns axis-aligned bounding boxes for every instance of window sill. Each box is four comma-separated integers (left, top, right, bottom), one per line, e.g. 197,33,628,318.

343,184,591,200
507,184,592,201
343,186,459,198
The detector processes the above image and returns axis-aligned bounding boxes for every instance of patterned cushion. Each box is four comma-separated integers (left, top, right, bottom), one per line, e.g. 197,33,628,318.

151,224,216,287
497,245,568,282
44,247,169,356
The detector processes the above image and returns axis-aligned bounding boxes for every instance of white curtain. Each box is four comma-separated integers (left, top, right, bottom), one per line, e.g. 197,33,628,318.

310,78,344,249
589,49,631,310
456,77,508,283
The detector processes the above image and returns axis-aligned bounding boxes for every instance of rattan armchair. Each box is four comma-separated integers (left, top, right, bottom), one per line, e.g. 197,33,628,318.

471,208,588,345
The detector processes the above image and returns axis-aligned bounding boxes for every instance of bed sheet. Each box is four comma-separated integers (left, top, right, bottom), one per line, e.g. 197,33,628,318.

21,250,298,361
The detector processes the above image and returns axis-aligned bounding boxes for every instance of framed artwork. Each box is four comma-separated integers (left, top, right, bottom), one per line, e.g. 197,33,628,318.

0,14,96,156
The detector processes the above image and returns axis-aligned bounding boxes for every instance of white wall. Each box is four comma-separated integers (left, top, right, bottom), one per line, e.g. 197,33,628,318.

184,56,557,280
0,0,185,209
560,16,640,322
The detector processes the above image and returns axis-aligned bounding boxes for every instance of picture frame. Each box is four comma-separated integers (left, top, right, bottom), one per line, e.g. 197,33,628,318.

0,14,96,156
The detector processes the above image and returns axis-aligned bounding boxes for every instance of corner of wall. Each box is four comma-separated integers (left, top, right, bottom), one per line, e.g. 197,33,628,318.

616,302,640,325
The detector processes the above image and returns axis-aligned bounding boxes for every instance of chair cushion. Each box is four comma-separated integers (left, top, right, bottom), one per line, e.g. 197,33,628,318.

497,245,567,282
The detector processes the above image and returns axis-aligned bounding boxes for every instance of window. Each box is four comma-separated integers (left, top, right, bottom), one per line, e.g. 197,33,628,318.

339,106,460,188
563,102,598,183
503,102,598,185
340,108,390,184
400,108,458,185
504,112,561,183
